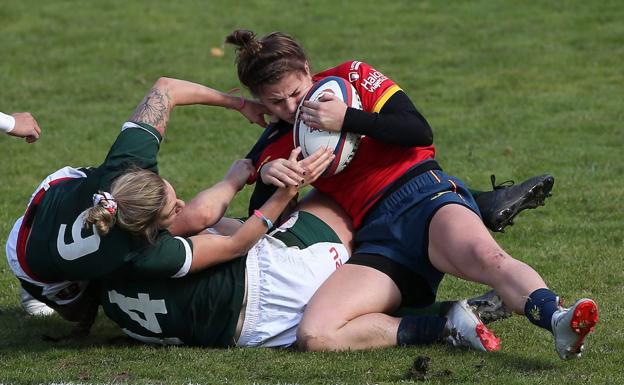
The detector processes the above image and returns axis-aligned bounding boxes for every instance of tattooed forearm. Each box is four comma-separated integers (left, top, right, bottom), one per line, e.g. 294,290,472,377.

129,87,172,130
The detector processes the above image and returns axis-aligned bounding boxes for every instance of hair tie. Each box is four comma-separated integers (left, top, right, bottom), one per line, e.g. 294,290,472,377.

93,192,118,215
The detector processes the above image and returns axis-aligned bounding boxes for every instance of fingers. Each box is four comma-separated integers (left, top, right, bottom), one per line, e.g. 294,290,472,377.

261,156,306,188
26,125,40,143
255,116,268,127
288,147,303,163
299,96,345,132
262,148,335,190
299,148,335,186
317,92,339,103
299,146,325,165
299,103,318,116
301,93,338,110
32,124,41,139
299,111,320,128
242,100,270,128
263,167,304,188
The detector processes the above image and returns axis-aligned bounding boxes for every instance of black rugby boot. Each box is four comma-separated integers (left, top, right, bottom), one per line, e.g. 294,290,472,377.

475,174,554,232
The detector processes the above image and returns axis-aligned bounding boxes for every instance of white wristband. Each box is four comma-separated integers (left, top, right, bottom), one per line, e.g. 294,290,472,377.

0,112,16,133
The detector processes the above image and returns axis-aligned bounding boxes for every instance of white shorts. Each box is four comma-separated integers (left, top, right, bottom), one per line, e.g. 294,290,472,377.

236,213,349,348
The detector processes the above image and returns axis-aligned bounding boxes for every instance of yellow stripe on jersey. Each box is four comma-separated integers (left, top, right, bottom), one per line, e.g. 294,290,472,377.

372,84,402,113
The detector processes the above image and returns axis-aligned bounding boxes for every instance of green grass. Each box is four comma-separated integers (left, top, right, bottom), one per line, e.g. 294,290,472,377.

1,0,623,383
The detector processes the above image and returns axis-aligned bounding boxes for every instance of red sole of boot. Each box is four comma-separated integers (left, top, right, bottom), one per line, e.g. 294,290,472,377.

476,323,501,352
570,300,599,353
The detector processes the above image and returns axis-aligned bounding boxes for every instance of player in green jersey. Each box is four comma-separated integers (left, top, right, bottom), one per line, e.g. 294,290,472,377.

6,77,333,332
100,192,510,350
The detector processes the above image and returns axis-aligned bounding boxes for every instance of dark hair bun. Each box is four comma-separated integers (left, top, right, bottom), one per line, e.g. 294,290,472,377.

225,29,262,57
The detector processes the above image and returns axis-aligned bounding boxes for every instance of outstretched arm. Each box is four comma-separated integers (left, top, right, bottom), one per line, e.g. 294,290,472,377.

188,186,297,272
187,147,335,272
168,159,254,237
129,77,270,136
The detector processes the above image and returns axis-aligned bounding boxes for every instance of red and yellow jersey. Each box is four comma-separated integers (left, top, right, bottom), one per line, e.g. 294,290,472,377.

247,61,435,228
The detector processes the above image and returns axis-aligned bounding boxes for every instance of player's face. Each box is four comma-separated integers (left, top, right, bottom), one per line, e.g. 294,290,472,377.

158,179,185,229
258,70,313,124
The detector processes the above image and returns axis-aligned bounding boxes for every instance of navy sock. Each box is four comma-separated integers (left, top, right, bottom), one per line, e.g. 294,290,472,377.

396,315,447,346
524,288,559,333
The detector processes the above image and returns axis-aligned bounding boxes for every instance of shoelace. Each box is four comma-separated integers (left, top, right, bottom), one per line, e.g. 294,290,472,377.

490,174,515,190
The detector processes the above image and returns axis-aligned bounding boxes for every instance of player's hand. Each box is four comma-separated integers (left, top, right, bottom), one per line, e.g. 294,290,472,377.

239,99,270,128
298,147,335,186
260,149,308,188
300,93,347,133
9,112,41,143
224,159,255,191
280,147,334,196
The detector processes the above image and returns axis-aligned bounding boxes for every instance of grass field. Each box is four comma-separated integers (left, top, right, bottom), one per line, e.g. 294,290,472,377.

1,0,623,384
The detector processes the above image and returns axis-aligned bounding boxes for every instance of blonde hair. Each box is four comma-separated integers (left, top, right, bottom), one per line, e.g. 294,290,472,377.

84,167,167,244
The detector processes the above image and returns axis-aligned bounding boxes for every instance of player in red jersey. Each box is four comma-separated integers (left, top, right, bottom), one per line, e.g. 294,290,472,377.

242,62,552,232
224,30,598,359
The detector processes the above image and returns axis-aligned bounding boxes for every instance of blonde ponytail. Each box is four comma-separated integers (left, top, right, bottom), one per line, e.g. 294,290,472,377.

84,204,116,236
84,167,167,243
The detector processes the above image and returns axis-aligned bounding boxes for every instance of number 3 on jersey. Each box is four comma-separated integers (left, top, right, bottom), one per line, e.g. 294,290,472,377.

56,209,101,260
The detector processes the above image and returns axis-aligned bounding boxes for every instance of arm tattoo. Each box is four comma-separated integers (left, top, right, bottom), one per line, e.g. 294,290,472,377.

129,87,172,130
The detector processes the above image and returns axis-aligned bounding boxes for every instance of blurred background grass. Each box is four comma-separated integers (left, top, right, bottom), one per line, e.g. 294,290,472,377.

1,0,622,383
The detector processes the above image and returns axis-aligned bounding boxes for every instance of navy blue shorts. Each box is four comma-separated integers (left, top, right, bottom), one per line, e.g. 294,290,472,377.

353,168,481,305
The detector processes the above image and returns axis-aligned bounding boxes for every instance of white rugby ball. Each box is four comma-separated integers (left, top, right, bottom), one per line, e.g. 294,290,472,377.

294,76,362,177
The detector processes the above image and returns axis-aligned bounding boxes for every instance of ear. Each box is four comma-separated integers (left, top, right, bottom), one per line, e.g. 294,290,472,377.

304,61,310,75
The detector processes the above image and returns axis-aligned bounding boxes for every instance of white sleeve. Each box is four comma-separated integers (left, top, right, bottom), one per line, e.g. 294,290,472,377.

0,112,16,133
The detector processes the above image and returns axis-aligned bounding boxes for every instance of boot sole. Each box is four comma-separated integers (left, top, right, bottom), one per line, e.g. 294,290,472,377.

494,175,554,232
568,299,599,355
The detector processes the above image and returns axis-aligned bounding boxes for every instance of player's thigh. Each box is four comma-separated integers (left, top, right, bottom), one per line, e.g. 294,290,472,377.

428,203,507,284
300,263,401,332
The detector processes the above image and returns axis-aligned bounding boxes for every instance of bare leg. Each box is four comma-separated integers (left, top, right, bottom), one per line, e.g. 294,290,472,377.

297,264,402,351
428,204,546,312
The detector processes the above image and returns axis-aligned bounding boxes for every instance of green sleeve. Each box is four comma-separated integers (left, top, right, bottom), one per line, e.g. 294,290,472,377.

130,232,194,278
99,122,163,178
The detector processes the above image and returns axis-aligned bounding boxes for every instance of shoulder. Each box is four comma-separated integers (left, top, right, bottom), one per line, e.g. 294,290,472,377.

314,60,361,80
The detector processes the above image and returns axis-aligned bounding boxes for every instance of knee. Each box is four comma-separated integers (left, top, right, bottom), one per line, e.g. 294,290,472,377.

470,242,512,273
296,321,337,352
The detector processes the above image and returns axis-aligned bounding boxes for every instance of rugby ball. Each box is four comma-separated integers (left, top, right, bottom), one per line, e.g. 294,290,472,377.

294,76,362,177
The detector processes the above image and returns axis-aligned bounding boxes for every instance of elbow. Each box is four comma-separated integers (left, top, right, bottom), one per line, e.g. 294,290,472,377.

232,242,253,258
198,202,230,230
414,114,434,146
184,202,225,233
402,127,433,147
403,112,433,147
152,77,176,101
423,128,433,146
228,235,258,258
195,208,219,230
154,77,174,89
